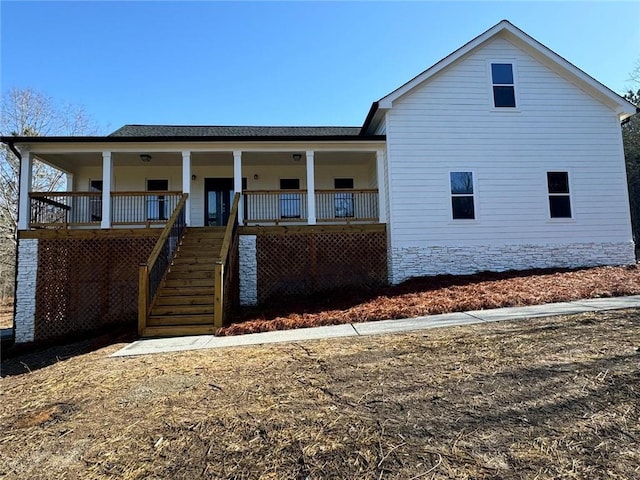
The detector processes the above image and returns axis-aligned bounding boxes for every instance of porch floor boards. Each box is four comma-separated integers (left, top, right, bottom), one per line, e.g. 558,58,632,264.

143,226,225,337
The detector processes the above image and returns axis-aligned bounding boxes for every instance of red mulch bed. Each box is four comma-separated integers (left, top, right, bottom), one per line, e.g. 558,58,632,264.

218,265,640,336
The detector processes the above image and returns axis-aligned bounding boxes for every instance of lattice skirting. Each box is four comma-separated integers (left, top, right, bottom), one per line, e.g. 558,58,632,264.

34,236,157,342
256,230,387,303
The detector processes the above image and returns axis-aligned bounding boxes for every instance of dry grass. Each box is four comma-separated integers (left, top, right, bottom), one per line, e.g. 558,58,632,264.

0,298,12,329
1,309,639,479
221,265,640,335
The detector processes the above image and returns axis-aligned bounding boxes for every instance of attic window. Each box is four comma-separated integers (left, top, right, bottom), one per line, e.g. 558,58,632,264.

491,63,516,108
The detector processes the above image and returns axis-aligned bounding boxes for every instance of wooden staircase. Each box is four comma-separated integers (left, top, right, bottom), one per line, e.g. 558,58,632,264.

142,227,225,337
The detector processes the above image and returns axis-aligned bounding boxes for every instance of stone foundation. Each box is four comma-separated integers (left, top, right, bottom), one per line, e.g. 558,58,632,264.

14,239,38,343
239,235,257,306
390,241,636,284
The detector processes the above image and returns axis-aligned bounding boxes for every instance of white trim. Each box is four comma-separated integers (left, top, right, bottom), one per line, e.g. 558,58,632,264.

65,173,74,191
233,150,243,224
182,151,191,226
487,59,521,111
101,151,112,228
376,149,387,223
545,169,574,221
23,142,386,155
306,150,316,225
448,170,478,222
378,20,636,120
17,149,32,231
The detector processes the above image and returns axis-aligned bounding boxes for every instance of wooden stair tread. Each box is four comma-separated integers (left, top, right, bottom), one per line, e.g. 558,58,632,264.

165,271,213,281
169,263,217,272
154,295,215,306
143,325,217,337
147,313,215,326
151,304,214,315
159,286,213,296
164,278,215,287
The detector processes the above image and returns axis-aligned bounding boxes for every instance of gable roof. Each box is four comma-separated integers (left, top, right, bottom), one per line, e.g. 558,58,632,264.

361,20,637,134
109,125,362,137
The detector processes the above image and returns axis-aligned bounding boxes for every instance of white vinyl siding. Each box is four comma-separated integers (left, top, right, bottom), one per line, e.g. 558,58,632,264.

386,36,632,248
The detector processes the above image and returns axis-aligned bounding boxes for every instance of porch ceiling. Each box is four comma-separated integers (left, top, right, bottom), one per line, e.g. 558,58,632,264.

36,150,375,173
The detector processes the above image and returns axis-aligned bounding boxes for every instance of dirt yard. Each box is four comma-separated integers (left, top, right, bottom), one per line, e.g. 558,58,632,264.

1,308,638,479
222,265,640,335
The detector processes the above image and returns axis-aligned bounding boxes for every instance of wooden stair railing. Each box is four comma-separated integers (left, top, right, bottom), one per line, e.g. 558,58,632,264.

138,193,188,335
214,193,241,328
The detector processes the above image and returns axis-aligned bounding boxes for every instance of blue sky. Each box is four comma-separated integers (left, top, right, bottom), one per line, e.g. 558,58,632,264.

1,1,639,133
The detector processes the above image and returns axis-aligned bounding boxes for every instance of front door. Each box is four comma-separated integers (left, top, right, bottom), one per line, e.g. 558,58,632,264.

204,178,248,226
205,178,233,226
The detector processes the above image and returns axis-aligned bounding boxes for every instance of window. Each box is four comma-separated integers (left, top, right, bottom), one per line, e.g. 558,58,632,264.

547,172,571,218
89,180,103,221
147,179,169,220
334,178,354,218
279,178,300,218
450,172,475,220
491,63,516,108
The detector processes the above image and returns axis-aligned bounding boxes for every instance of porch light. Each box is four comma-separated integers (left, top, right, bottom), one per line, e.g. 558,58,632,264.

292,153,302,162
140,154,152,162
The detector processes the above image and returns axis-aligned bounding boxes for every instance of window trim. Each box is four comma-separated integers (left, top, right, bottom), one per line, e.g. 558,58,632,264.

487,60,520,111
449,170,478,222
546,170,574,221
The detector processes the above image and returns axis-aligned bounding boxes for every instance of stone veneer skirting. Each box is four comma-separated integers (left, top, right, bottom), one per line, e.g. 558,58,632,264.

239,235,258,306
390,241,636,284
14,239,38,343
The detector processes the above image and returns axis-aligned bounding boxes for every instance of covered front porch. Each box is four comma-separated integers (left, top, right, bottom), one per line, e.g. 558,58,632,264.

18,146,387,230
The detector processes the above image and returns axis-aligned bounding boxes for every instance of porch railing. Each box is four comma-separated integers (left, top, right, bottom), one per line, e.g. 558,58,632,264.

138,193,188,335
214,193,241,328
244,190,308,224
30,192,102,227
316,189,379,222
28,191,183,228
243,189,378,224
112,191,182,225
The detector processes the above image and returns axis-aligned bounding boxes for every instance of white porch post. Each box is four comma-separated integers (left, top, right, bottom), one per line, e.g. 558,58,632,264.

306,150,316,225
376,149,387,223
65,173,74,192
233,150,243,224
101,151,112,228
182,151,191,226
17,148,32,231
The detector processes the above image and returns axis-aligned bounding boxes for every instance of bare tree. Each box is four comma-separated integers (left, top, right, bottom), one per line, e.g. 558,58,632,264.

0,87,100,299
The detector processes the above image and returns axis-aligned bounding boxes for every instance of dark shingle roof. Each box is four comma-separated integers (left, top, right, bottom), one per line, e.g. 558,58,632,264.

109,125,362,137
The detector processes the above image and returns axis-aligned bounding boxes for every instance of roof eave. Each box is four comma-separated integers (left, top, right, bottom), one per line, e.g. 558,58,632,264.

1,134,386,145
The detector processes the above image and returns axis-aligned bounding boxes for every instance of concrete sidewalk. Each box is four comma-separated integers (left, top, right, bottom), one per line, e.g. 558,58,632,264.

111,295,640,357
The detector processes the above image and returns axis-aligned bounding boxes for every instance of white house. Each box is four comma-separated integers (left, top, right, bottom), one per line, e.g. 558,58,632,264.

2,20,636,344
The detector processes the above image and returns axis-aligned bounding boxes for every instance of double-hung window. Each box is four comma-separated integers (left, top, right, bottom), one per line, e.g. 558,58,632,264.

450,172,475,220
491,63,516,108
547,172,572,218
